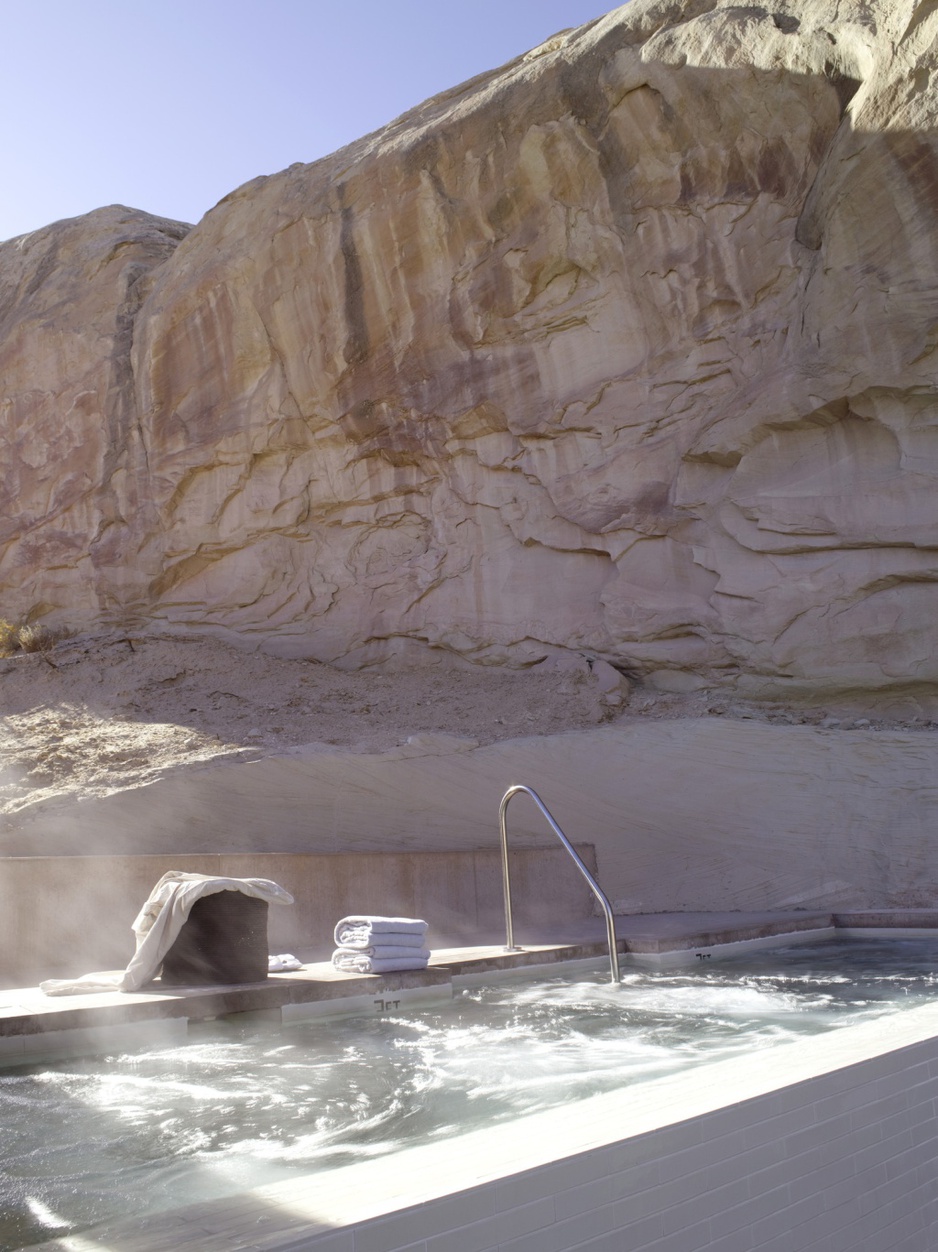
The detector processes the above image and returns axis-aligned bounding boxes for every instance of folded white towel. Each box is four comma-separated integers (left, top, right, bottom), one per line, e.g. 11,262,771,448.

333,916,428,948
268,954,304,972
351,944,432,961
331,948,431,975
335,928,428,951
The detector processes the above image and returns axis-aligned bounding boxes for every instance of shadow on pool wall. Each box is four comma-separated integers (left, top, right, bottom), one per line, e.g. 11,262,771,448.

3,718,938,987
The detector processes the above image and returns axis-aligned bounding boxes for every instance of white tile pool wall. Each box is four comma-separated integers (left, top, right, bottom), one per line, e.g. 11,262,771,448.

0,1017,186,1067
624,925,837,968
161,1002,938,1252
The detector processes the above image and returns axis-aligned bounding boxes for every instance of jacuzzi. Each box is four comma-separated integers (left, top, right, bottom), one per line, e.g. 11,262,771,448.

6,936,938,1252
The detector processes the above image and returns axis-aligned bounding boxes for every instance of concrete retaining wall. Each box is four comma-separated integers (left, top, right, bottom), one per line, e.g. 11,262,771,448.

0,845,596,985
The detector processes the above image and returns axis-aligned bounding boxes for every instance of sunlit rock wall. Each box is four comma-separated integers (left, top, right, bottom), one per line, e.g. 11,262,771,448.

3,0,938,700
0,208,190,620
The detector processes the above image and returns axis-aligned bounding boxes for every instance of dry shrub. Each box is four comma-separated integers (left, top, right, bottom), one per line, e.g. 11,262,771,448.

0,620,64,657
0,620,17,657
17,624,53,653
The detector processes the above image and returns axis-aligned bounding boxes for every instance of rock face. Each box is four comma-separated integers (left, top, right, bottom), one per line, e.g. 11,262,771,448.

3,0,938,701
0,208,191,621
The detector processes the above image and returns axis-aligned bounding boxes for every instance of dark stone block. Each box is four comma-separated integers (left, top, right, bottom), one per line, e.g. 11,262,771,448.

159,891,269,986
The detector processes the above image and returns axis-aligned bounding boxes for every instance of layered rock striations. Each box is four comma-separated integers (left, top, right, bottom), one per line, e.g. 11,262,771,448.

3,0,938,701
0,208,190,621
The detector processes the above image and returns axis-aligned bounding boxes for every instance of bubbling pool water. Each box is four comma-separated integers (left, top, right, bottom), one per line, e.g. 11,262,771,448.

2,937,937,1249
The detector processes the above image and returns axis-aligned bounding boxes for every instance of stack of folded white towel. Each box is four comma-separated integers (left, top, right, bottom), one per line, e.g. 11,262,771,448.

331,915,430,974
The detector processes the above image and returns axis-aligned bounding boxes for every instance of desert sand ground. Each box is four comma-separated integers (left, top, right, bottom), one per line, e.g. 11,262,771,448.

3,634,937,831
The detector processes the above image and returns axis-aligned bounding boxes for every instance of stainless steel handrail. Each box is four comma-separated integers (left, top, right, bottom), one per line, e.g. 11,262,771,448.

499,784,620,984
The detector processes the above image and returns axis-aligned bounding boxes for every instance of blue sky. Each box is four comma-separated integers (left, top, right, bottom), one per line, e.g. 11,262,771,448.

0,0,618,242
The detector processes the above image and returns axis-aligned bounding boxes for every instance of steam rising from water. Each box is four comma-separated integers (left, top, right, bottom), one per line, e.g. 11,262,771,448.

1,938,937,1250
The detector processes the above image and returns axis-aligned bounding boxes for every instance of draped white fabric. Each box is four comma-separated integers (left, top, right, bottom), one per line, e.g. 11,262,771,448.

40,871,293,996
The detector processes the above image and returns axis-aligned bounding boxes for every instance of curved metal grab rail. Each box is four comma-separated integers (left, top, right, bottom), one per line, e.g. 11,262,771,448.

499,784,620,984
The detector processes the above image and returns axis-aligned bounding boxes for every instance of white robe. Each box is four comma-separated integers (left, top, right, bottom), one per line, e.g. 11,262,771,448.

40,871,294,996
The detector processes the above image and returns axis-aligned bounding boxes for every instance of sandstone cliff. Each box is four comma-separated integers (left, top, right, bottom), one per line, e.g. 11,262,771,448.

2,0,938,703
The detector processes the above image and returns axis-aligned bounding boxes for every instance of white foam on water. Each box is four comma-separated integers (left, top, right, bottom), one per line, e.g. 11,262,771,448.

3,937,938,1250
23,1198,68,1232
